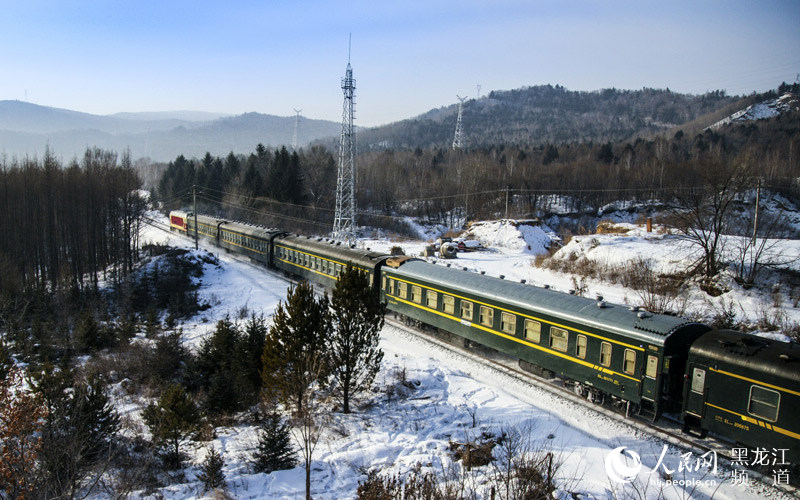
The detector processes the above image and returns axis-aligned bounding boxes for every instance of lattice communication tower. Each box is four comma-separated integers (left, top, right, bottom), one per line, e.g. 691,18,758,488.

332,42,357,244
292,108,302,151
452,95,467,150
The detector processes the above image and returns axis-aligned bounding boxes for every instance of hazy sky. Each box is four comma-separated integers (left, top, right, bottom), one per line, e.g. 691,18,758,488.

1,1,798,127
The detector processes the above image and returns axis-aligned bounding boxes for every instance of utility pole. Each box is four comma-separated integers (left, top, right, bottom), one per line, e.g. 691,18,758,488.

193,185,199,250
752,177,761,248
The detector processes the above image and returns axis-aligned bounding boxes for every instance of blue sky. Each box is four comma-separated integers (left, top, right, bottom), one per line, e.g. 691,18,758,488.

1,0,798,126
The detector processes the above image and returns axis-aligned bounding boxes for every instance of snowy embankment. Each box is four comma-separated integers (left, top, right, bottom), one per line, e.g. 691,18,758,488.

125,219,795,499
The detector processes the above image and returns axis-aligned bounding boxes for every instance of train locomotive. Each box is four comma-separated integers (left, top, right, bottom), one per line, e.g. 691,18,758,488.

169,211,800,465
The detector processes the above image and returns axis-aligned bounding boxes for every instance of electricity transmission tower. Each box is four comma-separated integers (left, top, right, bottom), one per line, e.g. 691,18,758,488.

452,95,467,150
292,108,302,151
332,39,357,244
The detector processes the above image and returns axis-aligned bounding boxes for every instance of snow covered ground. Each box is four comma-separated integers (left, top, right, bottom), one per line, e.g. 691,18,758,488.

127,218,799,499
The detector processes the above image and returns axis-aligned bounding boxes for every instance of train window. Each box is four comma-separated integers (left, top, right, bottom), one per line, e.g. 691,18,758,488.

748,386,780,422
479,306,494,327
411,286,422,304
323,260,328,274
335,264,342,276
600,342,612,367
501,312,516,334
426,290,438,309
646,355,658,378
387,279,395,294
524,320,541,343
461,301,473,321
623,349,636,375
397,281,407,299
382,276,386,290
576,335,587,359
691,368,705,394
550,327,568,352
443,295,455,315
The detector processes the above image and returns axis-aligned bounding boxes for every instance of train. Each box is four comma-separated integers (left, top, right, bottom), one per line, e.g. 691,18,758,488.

169,210,800,465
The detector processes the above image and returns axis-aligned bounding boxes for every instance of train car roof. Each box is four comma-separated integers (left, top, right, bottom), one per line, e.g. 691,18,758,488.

219,220,284,238
276,234,391,269
689,329,800,385
389,259,701,345
194,213,226,225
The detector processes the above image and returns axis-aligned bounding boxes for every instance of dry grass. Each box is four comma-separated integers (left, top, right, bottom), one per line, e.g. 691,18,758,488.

596,220,633,234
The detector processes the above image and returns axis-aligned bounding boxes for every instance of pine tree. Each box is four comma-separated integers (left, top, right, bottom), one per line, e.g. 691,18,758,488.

75,309,114,352
32,367,120,498
0,342,11,381
328,265,386,413
151,329,188,386
237,314,268,404
198,447,226,491
252,412,297,473
142,384,200,468
197,317,248,414
286,150,306,205
261,281,331,414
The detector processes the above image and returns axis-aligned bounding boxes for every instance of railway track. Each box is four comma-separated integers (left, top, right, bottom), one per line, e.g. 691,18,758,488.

144,218,798,496
381,316,799,496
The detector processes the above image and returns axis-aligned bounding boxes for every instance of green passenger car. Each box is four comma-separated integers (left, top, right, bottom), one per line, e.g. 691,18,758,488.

216,221,283,267
382,259,709,419
187,214,226,242
683,330,800,465
272,235,390,289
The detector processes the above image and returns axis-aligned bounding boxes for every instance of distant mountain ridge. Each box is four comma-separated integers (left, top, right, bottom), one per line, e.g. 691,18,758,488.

1,84,792,162
0,100,340,162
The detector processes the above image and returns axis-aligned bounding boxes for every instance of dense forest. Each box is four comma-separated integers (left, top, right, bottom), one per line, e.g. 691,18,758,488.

0,148,145,292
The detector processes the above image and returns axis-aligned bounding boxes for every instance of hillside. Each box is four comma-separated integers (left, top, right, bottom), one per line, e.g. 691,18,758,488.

356,85,739,151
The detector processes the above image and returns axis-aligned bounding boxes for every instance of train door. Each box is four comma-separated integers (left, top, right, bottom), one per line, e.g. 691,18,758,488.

642,354,659,401
684,363,708,418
